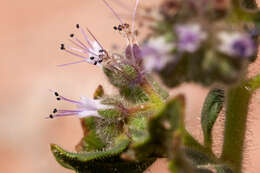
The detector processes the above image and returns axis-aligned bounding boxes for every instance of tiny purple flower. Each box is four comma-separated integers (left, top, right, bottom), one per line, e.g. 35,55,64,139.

47,91,113,119
175,23,207,53
142,37,174,72
59,24,106,67
218,31,255,58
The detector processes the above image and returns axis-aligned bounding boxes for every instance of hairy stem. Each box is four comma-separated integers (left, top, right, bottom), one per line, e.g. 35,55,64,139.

246,73,260,91
221,84,251,173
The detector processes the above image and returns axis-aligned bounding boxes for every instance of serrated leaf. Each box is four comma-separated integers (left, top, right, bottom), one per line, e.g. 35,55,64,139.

201,88,224,149
52,135,148,173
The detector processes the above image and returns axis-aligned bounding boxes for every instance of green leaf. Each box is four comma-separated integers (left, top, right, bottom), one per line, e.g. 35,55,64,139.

51,135,155,173
214,165,233,173
201,88,224,149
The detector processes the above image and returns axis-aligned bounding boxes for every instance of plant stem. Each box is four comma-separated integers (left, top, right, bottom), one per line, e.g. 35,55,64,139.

246,73,260,91
221,84,252,173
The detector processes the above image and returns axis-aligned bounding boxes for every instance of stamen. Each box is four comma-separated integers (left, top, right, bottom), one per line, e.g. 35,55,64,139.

77,25,94,49
94,61,97,65
57,60,89,67
113,26,118,30
57,97,61,100
54,92,59,96
102,0,124,25
111,0,131,12
49,114,54,119
60,44,65,50
68,39,99,56
53,108,57,113
90,56,95,60
132,0,140,36
86,27,105,50
70,34,74,37
118,25,122,31
59,95,83,105
63,49,89,59
76,24,80,29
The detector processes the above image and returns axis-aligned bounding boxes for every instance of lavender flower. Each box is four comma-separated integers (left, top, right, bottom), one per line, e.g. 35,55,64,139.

217,31,255,58
48,91,113,119
59,24,106,67
175,23,207,53
142,37,174,72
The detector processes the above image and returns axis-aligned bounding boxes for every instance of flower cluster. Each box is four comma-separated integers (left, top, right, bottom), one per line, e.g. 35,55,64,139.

48,0,260,173
139,0,259,87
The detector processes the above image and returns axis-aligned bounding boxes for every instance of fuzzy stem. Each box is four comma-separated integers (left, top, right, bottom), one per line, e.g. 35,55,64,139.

221,84,252,173
246,73,260,91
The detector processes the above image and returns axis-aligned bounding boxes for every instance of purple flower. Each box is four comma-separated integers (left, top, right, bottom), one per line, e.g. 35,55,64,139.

175,23,207,53
59,24,106,67
142,37,174,72
218,31,255,58
47,91,113,119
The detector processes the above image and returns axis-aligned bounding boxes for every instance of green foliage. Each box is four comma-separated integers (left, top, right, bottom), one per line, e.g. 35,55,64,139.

130,95,186,159
201,89,224,149
51,135,146,173
51,0,260,173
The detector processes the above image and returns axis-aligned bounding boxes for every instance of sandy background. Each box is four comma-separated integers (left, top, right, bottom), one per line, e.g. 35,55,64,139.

1,0,260,172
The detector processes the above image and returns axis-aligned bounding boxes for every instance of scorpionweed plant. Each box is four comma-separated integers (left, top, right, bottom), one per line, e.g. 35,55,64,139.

48,0,260,172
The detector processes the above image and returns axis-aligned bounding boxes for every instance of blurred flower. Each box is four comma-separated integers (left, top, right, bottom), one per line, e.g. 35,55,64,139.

48,92,113,119
218,31,255,58
142,37,174,72
175,23,207,53
59,24,106,67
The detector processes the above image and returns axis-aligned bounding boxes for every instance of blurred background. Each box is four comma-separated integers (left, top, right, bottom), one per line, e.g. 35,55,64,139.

1,0,260,172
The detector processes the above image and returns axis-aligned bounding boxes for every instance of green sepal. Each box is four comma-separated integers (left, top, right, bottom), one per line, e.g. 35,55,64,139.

128,95,186,159
103,65,137,88
119,85,149,103
201,88,224,149
76,117,105,152
76,108,123,153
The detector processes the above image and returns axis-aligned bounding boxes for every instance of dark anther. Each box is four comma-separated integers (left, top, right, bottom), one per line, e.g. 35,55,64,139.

53,108,57,113
124,23,129,28
49,114,54,119
94,61,97,65
113,26,118,30
76,24,80,28
54,92,59,96
98,59,103,63
118,25,122,31
56,97,61,101
60,44,65,50
99,49,104,53
90,56,95,60
70,34,74,37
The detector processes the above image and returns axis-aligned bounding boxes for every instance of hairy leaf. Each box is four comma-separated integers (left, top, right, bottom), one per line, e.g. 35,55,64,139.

201,88,224,148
